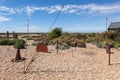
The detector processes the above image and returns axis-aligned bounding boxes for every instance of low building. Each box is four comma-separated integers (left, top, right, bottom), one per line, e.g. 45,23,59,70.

108,22,120,36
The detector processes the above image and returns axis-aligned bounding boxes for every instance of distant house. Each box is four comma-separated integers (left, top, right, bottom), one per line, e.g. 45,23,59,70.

108,22,120,35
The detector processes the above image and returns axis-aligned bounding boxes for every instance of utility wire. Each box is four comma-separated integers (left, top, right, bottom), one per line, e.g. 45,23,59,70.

23,4,65,73
47,5,64,33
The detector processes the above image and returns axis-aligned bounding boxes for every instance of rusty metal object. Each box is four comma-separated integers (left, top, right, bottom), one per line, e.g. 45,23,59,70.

36,43,48,52
11,49,25,62
106,43,113,65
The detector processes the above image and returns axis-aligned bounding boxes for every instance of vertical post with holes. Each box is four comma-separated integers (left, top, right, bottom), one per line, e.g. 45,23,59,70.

106,44,112,65
108,51,111,65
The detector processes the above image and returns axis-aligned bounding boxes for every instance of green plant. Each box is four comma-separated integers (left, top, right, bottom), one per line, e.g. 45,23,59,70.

48,27,62,40
77,42,86,48
0,38,13,45
14,39,25,49
85,37,96,43
56,44,70,50
106,31,117,40
96,42,106,48
32,42,38,46
115,43,120,48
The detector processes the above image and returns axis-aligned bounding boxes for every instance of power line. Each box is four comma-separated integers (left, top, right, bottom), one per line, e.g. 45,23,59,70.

47,5,64,33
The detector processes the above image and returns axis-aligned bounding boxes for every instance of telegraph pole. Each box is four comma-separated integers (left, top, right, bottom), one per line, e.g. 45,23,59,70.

106,17,108,32
27,17,30,41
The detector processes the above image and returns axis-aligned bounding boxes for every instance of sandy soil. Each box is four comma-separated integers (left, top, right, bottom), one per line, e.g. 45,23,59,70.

0,40,120,80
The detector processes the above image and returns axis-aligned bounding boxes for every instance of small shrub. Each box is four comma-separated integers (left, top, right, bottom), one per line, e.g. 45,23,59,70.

85,37,96,43
77,42,86,48
14,39,25,49
0,39,11,45
10,39,19,45
31,42,38,46
32,40,49,46
114,42,120,48
91,41,97,45
40,40,49,45
96,42,106,48
107,31,118,40
48,27,62,40
56,44,70,50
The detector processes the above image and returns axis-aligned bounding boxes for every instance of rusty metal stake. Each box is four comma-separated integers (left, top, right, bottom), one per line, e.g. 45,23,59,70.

108,52,111,65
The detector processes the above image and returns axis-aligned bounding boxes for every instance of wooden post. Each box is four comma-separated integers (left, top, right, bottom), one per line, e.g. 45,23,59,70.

15,49,22,61
75,42,77,51
13,31,14,38
107,44,111,65
7,31,9,39
27,18,29,41
57,40,58,54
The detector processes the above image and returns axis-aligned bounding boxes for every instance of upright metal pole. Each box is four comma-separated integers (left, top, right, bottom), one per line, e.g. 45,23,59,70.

106,17,108,32
105,17,108,44
23,17,29,74
27,17,29,41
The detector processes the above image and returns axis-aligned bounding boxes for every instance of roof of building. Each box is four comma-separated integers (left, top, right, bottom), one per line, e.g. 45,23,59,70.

108,22,120,29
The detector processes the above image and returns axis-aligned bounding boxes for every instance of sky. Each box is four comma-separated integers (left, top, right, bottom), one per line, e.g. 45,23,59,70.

0,0,120,33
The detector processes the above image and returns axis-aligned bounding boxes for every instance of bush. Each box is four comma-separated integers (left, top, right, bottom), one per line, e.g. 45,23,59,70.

10,39,21,45
77,42,86,48
96,42,106,48
85,37,96,43
32,40,49,46
0,38,12,45
31,42,38,46
14,39,25,49
39,40,49,45
107,31,118,40
56,44,70,50
115,43,120,48
48,27,62,40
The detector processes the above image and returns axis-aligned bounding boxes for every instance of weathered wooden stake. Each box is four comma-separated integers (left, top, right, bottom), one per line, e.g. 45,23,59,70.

7,31,9,39
106,44,112,65
12,31,15,38
15,49,22,61
75,42,77,52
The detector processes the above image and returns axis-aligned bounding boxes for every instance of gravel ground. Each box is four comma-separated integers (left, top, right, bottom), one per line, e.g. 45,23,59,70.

0,41,120,80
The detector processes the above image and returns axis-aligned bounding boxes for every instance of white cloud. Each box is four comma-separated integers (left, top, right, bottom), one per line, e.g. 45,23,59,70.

23,3,120,15
25,6,41,16
0,16,11,22
0,6,15,14
47,5,62,13
1,2,120,15
60,3,120,15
